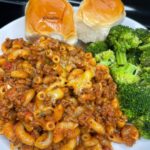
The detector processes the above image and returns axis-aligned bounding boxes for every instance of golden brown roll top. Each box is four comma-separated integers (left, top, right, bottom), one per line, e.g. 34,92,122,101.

25,0,77,44
76,0,126,43
77,0,125,27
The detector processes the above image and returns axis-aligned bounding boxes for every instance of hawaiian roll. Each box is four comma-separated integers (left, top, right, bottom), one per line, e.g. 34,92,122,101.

25,0,77,44
76,0,125,43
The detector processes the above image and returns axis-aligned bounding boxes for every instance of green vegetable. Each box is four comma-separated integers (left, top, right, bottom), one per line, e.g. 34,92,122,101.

118,83,150,138
135,28,150,44
95,50,115,66
133,114,150,139
135,28,150,51
140,48,150,67
118,83,150,117
139,43,150,51
127,49,141,65
143,67,150,73
140,70,150,85
107,25,141,65
110,63,140,84
86,41,108,56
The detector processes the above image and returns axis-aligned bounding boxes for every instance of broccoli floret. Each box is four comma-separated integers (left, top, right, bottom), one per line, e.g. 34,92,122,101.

140,49,150,67
110,63,140,84
95,50,115,66
135,28,150,51
139,43,150,51
143,67,150,73
127,49,141,65
118,83,150,117
140,68,150,85
118,83,150,139
107,25,141,65
135,28,150,44
133,114,150,139
140,73,150,85
86,41,108,56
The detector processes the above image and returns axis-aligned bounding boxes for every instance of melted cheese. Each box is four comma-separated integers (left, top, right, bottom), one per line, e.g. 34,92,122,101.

68,70,95,94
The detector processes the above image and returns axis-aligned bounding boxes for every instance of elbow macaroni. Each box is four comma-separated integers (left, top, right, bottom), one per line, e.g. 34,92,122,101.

15,123,35,146
3,122,15,141
35,132,53,149
11,70,29,79
23,89,35,106
53,104,64,122
0,37,139,150
60,138,77,150
87,118,105,135
8,49,30,61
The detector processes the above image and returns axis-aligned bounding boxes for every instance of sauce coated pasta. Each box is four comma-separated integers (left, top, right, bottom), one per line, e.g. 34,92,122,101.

0,37,139,150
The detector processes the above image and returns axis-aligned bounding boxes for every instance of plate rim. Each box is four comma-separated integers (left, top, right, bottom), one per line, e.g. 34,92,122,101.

0,16,24,30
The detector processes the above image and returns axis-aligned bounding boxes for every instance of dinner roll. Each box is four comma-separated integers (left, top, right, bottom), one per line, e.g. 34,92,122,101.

76,0,125,43
25,0,77,45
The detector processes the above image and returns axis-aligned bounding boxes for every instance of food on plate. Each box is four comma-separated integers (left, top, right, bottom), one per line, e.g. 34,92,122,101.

136,28,150,46
86,41,109,56
86,25,150,139
111,63,141,85
25,0,77,45
107,25,141,65
75,0,125,43
135,28,150,68
118,83,150,139
95,50,116,67
0,37,139,150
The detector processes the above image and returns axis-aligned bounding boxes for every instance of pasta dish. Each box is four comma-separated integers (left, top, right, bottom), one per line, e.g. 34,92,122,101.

0,37,139,150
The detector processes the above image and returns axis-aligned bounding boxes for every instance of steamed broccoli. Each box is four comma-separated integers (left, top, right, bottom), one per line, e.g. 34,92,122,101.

127,49,141,65
135,28,150,44
107,25,141,65
139,43,150,51
143,67,150,73
135,28,150,51
95,50,115,66
118,83,150,117
118,83,150,138
140,50,150,67
133,114,150,139
140,67,150,86
86,41,108,56
110,63,140,84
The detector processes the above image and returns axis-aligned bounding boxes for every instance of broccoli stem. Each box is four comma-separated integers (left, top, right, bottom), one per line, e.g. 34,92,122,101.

116,51,127,65
125,63,139,75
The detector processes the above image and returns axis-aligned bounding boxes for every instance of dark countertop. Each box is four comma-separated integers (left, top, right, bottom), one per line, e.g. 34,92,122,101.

0,0,150,29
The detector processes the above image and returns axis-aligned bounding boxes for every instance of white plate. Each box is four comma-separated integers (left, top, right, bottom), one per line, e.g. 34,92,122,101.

0,7,149,150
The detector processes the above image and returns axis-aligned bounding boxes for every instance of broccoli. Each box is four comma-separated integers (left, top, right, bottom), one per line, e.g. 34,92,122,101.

118,83,150,117
140,48,150,67
118,83,150,139
86,41,108,56
135,28,150,51
140,70,150,85
135,28,150,44
110,63,140,84
107,25,141,65
127,49,141,65
133,114,150,139
139,43,150,51
95,50,115,66
143,67,150,73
